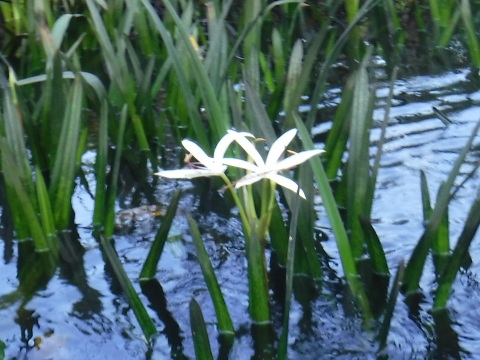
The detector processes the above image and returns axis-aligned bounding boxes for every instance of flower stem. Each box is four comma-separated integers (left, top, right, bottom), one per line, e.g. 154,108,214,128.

220,174,251,236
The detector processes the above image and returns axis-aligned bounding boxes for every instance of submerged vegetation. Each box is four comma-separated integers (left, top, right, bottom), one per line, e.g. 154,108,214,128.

1,0,480,358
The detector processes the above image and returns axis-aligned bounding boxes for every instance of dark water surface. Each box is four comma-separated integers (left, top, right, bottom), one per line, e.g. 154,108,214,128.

1,67,480,359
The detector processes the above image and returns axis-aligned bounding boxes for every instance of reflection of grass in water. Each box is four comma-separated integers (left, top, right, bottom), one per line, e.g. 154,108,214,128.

0,0,480,357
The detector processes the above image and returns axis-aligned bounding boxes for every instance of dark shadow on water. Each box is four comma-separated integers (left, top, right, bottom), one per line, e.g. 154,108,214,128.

251,323,276,360
432,309,467,360
57,230,103,318
140,279,187,360
0,180,14,263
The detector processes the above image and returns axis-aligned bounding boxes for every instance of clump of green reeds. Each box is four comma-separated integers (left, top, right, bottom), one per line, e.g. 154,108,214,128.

2,0,480,357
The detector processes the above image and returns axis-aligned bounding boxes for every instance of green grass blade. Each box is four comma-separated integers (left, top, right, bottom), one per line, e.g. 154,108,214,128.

140,190,182,281
93,100,108,229
324,77,353,179
187,214,234,335
190,298,214,360
0,140,48,251
420,171,449,275
100,235,157,341
35,165,57,253
347,50,374,259
278,185,301,360
283,39,303,115
433,186,480,310
359,216,389,275
402,118,480,294
294,165,323,278
0,338,4,360
460,0,480,67
49,75,83,229
1,74,36,240
245,219,271,324
420,170,431,220
372,67,397,187
294,114,371,319
104,104,128,239
305,0,379,129
268,202,289,266
141,0,207,150
377,261,404,354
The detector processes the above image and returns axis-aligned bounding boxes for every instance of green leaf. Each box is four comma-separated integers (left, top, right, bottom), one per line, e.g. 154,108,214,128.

359,216,389,276
0,140,48,250
140,190,182,281
93,100,109,229
294,114,371,320
104,105,128,239
434,186,480,310
190,298,214,360
403,118,480,294
278,183,301,360
100,235,157,341
377,261,404,354
187,214,234,335
49,75,83,229
35,166,57,253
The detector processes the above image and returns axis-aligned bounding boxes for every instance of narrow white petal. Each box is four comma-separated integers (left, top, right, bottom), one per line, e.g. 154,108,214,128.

234,172,266,189
213,130,256,161
182,140,216,169
266,173,306,199
228,131,265,166
214,132,237,160
155,167,225,179
222,158,259,172
272,149,324,172
266,128,297,166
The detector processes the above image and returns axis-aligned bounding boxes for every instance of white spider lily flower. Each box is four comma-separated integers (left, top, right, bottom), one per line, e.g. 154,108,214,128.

223,129,323,199
155,131,255,179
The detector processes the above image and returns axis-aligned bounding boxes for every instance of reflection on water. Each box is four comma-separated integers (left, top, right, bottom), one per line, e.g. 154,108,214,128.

1,67,480,359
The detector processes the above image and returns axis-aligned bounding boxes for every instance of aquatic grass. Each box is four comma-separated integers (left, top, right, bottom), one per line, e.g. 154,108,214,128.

100,234,157,342
140,0,209,149
190,298,214,360
140,190,182,281
92,100,109,230
103,104,128,239
377,261,404,355
49,75,84,229
420,171,450,276
85,0,151,151
278,186,301,360
346,50,375,260
402,118,480,295
0,72,39,242
0,141,49,251
433,186,480,310
294,117,371,319
459,0,480,68
187,214,235,337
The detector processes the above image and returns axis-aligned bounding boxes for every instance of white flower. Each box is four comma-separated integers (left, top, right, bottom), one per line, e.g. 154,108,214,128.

222,128,323,199
155,130,255,179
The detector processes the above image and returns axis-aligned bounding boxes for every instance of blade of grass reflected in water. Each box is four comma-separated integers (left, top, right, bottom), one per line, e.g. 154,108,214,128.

100,234,157,342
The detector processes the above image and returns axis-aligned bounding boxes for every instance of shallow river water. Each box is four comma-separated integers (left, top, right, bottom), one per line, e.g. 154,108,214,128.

1,66,479,359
